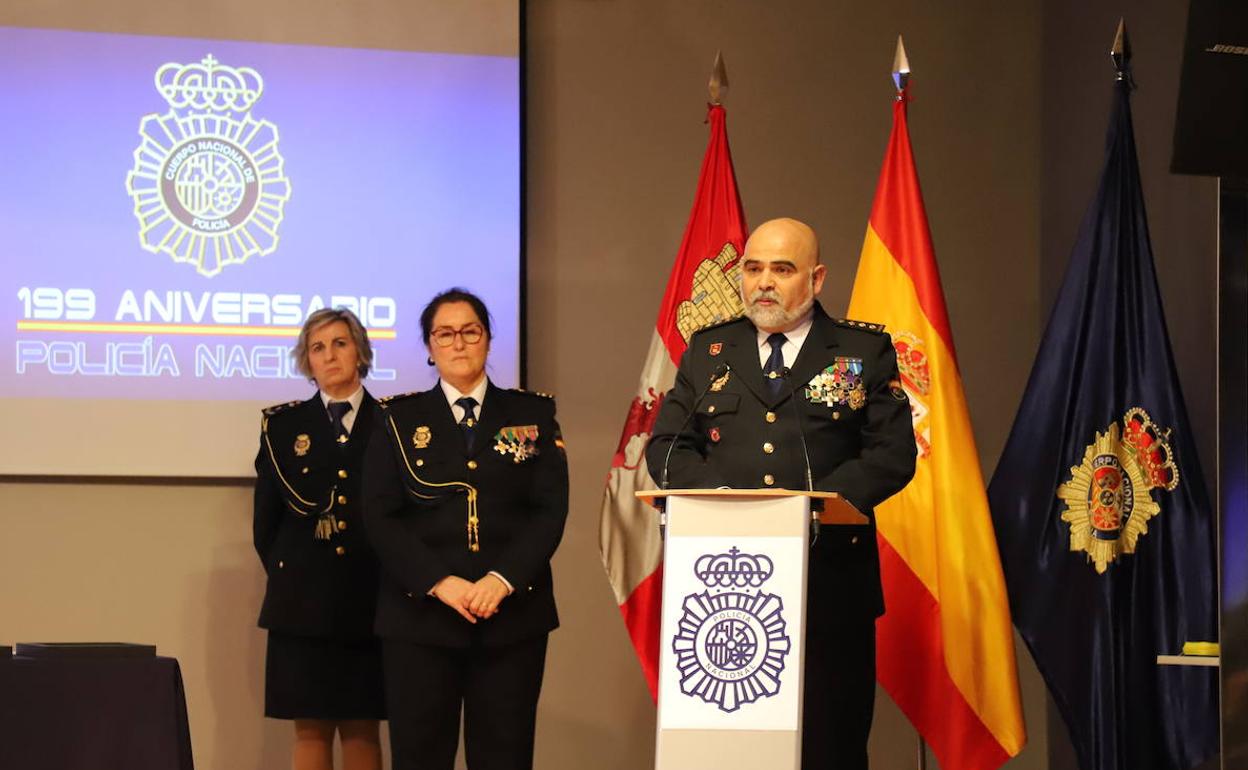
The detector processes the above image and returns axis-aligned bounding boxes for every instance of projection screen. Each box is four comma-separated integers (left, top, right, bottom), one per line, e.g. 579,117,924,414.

0,2,521,477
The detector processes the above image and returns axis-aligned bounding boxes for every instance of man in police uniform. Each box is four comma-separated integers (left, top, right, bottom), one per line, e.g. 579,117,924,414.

646,217,917,769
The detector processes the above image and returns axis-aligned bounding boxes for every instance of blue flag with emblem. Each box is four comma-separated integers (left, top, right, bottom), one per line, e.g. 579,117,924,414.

986,66,1219,770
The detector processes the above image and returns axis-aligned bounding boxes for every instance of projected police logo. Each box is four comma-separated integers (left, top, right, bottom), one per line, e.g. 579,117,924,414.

671,547,791,713
125,54,292,278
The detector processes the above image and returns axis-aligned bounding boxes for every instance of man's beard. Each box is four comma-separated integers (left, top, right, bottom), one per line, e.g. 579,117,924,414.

743,288,814,330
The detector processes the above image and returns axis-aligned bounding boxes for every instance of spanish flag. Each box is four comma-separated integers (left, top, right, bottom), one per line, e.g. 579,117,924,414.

846,53,1027,768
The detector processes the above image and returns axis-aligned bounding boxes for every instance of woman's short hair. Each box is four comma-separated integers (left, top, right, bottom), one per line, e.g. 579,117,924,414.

419,288,493,345
291,307,373,381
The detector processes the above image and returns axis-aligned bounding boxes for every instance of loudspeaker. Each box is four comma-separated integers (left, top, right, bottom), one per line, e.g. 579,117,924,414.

1171,0,1248,180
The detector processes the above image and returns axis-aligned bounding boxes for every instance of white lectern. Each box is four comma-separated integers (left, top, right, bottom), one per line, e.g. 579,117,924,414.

636,489,866,770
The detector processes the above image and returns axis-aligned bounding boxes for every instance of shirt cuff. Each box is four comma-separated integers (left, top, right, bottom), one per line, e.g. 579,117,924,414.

488,570,515,594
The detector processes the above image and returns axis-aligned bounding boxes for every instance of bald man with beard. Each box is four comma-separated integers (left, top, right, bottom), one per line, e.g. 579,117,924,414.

647,217,917,769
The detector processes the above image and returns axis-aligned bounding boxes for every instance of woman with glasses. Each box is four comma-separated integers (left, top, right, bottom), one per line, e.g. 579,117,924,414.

363,288,568,770
253,307,386,770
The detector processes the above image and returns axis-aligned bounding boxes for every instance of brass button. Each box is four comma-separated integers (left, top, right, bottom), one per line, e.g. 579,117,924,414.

763,474,775,486
467,460,478,470
335,546,346,556
763,442,775,454
337,520,347,531
416,459,424,467
277,560,284,569
301,467,309,474
337,495,347,505
833,412,841,421
851,536,859,544
338,469,348,479
708,405,717,414
765,412,777,423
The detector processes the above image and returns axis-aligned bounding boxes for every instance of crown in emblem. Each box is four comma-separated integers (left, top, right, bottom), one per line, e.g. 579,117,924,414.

1120,407,1179,492
155,54,264,114
694,547,774,588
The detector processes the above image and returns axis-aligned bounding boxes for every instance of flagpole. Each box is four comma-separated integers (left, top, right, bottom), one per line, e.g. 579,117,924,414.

891,33,927,770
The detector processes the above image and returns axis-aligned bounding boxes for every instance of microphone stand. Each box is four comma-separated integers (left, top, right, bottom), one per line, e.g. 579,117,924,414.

781,367,818,542
657,363,731,532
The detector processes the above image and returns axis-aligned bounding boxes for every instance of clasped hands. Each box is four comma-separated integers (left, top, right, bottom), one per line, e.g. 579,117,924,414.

431,574,510,623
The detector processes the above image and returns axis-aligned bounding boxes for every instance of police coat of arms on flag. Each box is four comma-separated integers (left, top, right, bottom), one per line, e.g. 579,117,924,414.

1057,407,1180,574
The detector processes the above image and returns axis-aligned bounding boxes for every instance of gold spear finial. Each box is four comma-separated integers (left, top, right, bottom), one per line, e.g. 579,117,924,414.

1111,18,1132,80
709,51,729,105
892,35,911,93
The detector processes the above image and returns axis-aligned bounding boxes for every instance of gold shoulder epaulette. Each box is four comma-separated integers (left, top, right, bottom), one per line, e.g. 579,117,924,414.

515,388,555,400
832,317,886,334
262,399,302,417
377,390,421,408
692,314,749,338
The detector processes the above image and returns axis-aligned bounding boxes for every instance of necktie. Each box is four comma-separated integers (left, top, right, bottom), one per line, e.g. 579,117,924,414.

764,333,787,396
456,396,479,451
327,401,353,444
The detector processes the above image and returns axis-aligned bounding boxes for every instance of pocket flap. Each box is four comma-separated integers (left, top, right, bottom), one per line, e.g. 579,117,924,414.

698,393,740,416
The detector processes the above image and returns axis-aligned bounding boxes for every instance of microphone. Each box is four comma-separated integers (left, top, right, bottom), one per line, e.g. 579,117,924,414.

660,362,731,491
781,367,819,542
780,367,815,493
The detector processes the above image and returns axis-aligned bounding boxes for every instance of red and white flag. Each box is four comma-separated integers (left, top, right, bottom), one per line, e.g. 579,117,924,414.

598,103,748,697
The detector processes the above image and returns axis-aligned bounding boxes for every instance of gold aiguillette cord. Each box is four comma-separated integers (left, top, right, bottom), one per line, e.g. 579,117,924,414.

467,489,480,552
387,413,481,553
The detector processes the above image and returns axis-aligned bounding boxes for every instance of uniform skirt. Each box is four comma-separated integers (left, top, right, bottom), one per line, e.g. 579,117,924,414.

264,630,386,720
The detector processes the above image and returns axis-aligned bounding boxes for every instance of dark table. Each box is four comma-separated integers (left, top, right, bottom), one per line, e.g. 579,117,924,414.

0,652,194,770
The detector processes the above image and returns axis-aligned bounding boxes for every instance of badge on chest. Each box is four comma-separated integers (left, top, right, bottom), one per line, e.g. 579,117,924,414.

806,357,867,410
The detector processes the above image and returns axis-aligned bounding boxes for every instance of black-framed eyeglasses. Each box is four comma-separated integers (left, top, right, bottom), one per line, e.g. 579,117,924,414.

430,325,484,347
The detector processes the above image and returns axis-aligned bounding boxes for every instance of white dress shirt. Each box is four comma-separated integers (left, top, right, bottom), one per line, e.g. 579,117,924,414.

755,309,815,370
320,385,365,433
434,375,513,595
440,376,489,423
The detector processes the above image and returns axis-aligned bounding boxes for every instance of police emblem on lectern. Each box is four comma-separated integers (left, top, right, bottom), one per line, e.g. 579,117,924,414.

671,547,791,713
125,54,292,277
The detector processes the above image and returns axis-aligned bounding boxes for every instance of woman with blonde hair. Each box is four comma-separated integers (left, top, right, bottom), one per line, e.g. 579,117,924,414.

253,307,386,770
